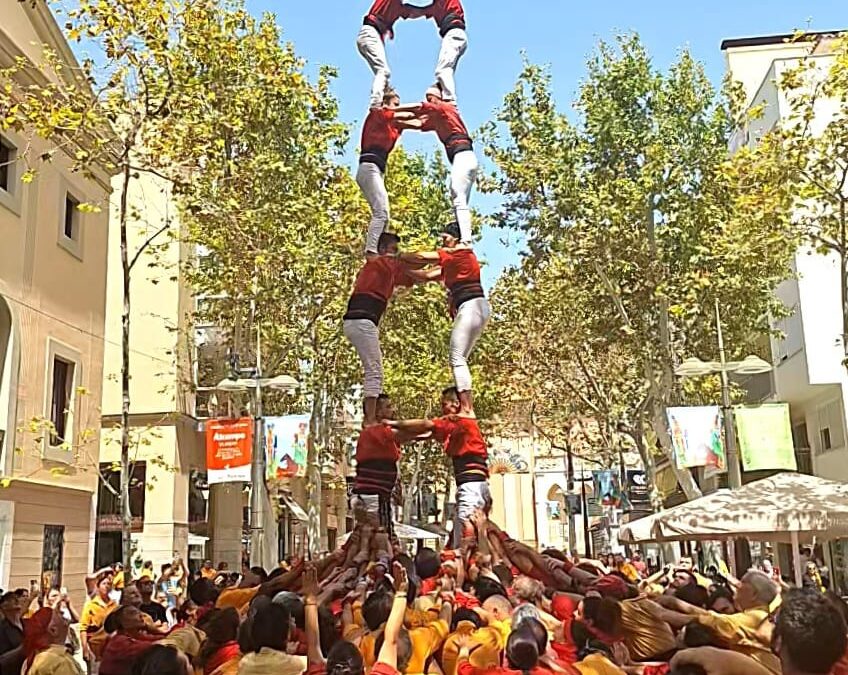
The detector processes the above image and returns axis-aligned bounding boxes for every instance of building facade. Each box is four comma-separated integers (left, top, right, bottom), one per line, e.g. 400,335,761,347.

0,0,114,603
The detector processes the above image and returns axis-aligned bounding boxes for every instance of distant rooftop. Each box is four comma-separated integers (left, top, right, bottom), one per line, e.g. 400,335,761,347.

721,30,845,51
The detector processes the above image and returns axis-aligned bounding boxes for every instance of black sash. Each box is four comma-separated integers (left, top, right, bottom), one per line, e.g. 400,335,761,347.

344,293,388,326
355,458,399,497
449,280,485,311
360,147,389,173
439,12,466,37
452,454,489,485
445,133,473,163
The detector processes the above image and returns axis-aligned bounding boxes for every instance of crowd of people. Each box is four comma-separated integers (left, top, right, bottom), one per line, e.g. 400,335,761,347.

1,514,847,675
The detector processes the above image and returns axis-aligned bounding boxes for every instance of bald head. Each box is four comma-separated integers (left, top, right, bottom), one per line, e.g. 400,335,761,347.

483,594,513,622
738,570,778,610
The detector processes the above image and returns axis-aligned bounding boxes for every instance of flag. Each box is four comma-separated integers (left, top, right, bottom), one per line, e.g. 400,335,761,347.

734,403,797,472
667,406,726,470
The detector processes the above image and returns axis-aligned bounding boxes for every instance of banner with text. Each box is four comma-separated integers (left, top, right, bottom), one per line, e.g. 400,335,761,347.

206,417,253,484
265,415,309,480
667,406,726,470
734,403,797,472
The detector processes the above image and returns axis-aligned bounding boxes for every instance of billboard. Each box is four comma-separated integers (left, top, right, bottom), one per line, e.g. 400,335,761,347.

734,403,798,472
667,406,726,470
265,415,309,480
206,417,253,484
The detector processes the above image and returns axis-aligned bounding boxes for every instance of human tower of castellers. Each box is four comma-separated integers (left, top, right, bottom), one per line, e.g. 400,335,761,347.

16,4,848,675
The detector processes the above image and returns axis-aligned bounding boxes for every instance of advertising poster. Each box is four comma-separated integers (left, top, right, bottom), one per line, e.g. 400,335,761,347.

206,418,253,484
265,415,310,480
734,403,797,472
667,406,726,470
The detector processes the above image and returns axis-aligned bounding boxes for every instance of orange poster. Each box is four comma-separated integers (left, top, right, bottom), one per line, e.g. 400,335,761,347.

206,417,253,484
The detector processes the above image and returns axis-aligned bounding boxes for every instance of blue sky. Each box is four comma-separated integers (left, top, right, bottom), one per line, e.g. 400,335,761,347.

250,1,845,287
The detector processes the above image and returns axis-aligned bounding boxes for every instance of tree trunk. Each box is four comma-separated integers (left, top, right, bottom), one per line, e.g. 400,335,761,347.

119,159,133,572
306,385,324,557
403,443,423,525
840,199,848,372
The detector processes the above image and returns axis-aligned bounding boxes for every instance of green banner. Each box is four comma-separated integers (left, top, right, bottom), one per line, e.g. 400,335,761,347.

734,403,797,472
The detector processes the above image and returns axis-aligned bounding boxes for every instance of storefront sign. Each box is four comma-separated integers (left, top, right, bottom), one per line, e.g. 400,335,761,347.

206,418,253,484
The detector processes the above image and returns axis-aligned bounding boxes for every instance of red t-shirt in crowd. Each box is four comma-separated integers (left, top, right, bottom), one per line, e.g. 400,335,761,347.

361,108,402,154
350,257,414,302
372,663,402,675
419,101,471,147
356,425,401,463
431,417,487,458
438,248,481,288
365,0,411,39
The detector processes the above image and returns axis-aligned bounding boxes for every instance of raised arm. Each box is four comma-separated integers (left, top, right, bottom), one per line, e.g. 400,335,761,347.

399,251,441,265
258,560,304,597
376,562,410,669
395,119,424,131
303,563,325,668
395,102,425,114
386,418,436,435
404,267,442,284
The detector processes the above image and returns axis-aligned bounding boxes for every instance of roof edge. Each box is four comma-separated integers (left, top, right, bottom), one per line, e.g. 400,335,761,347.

721,30,846,51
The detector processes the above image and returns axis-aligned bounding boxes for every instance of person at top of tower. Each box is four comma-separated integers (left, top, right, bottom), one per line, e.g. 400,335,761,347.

397,86,478,245
343,232,423,426
387,386,490,552
358,88,421,256
399,222,489,414
357,0,425,110
404,0,467,104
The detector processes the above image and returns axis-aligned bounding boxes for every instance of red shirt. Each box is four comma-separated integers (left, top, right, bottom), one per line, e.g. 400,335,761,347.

365,0,412,39
361,108,402,154
424,0,465,25
100,633,161,675
420,101,471,148
372,664,401,675
350,257,413,302
431,417,487,458
438,248,481,288
356,425,401,463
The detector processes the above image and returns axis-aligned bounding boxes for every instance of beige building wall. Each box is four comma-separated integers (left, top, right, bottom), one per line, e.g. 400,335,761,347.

0,0,114,605
97,155,204,569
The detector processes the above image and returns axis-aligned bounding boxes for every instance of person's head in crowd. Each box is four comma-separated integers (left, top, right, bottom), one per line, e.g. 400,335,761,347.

678,556,694,571
773,589,847,675
120,584,142,608
674,582,708,609
362,588,393,631
248,566,269,584
249,603,290,653
108,605,147,635
481,594,513,623
512,576,544,605
22,607,62,668
551,594,577,623
735,570,777,611
131,644,192,675
45,588,63,609
196,607,240,668
590,574,632,601
0,590,22,622
189,578,219,607
681,621,722,649
218,562,229,571
570,621,615,662
492,563,514,590
825,590,848,626
326,640,364,675
175,599,199,625
451,607,483,633
511,603,541,629
579,596,622,639
273,591,305,630
137,577,155,603
414,548,441,581
706,586,735,615
95,572,113,600
505,624,541,673
670,568,697,590
160,563,173,580
514,616,547,655
375,627,413,672
474,576,507,604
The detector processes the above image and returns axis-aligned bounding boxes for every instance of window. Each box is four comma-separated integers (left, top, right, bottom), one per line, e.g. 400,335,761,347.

0,138,14,193
815,399,846,456
49,357,74,445
41,525,64,593
63,193,79,240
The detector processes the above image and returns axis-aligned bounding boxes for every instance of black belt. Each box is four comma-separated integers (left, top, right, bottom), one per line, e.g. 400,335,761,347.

449,280,485,310
445,133,473,163
453,454,489,485
344,293,388,326
363,15,389,35
439,13,466,37
360,147,389,173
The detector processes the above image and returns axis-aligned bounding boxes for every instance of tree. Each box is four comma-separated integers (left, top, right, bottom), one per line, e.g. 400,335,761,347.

481,36,799,499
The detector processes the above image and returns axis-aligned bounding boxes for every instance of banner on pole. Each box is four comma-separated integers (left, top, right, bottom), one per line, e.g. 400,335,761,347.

206,418,253,484
592,470,623,507
265,415,309,480
667,406,726,470
734,403,797,472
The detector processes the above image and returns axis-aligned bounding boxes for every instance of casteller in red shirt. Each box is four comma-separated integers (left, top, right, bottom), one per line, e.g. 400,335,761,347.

344,257,414,326
360,108,403,173
431,416,488,485
419,101,473,162
437,247,485,317
364,0,414,40
354,424,401,498
422,0,467,37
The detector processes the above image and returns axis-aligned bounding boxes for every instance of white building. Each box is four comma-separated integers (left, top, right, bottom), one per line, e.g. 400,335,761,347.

723,30,848,585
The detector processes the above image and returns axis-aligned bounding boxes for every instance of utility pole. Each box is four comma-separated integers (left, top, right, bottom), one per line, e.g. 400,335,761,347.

716,299,742,490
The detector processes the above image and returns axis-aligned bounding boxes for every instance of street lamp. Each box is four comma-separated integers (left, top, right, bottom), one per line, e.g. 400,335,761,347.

674,300,773,490
215,372,298,568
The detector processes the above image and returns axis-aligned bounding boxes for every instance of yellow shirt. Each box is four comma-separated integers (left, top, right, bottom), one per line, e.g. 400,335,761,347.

617,563,640,582
113,571,125,590
201,567,218,580
216,586,260,616
406,619,450,674
442,623,505,675
29,645,84,675
619,598,676,661
574,653,626,675
79,595,118,632
696,607,780,674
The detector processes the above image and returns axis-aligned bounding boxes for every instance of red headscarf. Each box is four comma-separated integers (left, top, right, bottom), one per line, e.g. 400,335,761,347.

23,607,54,668
550,594,578,664
591,575,629,601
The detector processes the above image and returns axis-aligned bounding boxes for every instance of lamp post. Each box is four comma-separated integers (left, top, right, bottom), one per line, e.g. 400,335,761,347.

674,300,773,490
217,372,298,568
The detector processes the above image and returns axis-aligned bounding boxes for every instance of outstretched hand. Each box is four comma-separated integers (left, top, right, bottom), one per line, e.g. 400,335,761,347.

392,561,409,596
302,563,319,603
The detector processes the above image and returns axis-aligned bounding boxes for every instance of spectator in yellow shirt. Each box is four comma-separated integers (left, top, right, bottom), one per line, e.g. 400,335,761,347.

79,573,118,666
442,609,504,675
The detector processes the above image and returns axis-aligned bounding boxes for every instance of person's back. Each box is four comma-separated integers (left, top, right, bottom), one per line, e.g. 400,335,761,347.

618,597,676,661
238,603,306,675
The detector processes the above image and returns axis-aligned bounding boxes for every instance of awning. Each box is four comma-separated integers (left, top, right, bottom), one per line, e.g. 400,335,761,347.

394,522,444,540
280,493,308,522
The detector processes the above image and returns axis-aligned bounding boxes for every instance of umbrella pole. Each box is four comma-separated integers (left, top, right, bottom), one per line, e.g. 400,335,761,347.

791,531,802,587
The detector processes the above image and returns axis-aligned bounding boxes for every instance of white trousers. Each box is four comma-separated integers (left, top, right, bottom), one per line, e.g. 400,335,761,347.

356,162,389,254
344,319,383,397
357,25,390,110
435,28,468,103
450,297,490,392
454,481,491,546
450,149,478,244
